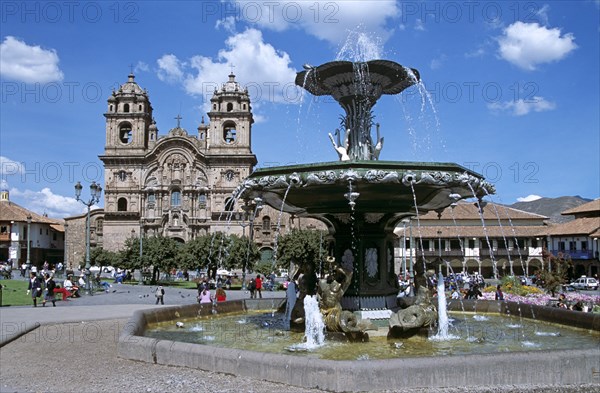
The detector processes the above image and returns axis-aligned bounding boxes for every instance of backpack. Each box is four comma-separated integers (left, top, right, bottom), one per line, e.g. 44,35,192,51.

248,280,256,291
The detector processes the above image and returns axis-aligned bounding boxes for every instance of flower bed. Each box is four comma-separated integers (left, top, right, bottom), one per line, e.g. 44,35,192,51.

480,291,600,308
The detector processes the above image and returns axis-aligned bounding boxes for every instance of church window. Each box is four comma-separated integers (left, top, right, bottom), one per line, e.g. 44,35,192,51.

213,104,217,110
119,123,133,144
148,192,155,204
118,170,127,181
198,194,207,206
96,219,103,233
227,103,233,112
224,197,235,212
223,122,237,144
171,190,181,206
262,216,271,230
110,105,113,112
124,103,130,113
150,133,154,141
243,104,247,110
138,104,142,111
117,198,128,211
199,132,205,140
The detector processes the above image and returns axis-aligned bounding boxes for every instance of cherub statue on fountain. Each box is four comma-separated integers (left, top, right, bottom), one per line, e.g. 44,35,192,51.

318,258,376,342
388,261,438,338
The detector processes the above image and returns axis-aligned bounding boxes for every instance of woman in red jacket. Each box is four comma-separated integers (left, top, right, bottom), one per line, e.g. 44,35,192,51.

255,274,263,299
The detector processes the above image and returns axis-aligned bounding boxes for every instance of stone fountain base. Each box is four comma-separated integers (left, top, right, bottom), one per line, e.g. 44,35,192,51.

118,299,600,392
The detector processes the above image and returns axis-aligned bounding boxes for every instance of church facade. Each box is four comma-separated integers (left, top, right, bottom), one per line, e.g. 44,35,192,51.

65,72,321,268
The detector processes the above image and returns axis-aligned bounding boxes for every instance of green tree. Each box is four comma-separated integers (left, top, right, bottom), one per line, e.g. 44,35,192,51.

182,232,259,277
118,235,182,283
535,249,573,296
89,247,118,270
276,229,328,272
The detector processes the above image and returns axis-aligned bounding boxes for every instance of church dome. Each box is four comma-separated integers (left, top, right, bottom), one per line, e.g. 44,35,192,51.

222,72,241,92
116,73,147,97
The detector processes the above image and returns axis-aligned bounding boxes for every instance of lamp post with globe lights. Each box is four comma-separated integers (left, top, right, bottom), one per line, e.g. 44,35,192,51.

75,181,102,295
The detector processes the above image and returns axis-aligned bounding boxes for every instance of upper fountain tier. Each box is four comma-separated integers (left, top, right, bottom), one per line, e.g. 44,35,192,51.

295,60,419,104
295,60,420,161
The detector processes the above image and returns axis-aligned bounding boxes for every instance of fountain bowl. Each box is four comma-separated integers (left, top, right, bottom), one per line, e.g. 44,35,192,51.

118,299,600,392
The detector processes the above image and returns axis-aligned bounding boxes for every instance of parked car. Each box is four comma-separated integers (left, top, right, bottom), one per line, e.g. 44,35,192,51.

569,276,599,291
89,265,115,274
216,269,231,276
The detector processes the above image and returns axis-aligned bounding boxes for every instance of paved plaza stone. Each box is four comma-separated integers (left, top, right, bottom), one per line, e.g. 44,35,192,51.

0,284,598,393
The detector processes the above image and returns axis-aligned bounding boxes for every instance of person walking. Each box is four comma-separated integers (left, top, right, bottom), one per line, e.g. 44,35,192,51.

155,286,165,305
495,284,504,301
42,273,56,307
248,278,256,299
26,272,42,307
255,274,263,299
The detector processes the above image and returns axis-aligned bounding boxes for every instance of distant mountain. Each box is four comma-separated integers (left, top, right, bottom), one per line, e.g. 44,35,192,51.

509,196,593,224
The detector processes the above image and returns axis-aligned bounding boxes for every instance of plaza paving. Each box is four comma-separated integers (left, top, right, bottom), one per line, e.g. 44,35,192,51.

0,283,597,393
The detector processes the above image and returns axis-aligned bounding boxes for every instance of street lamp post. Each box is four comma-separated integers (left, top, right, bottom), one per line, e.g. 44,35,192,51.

138,219,144,285
241,198,263,290
26,215,32,277
75,181,102,295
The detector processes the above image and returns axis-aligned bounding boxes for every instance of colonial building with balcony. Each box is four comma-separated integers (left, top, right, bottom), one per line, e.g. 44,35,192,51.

545,199,600,278
0,189,65,268
393,202,549,278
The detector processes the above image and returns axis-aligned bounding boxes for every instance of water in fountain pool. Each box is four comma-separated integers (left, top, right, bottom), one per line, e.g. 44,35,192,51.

145,310,599,361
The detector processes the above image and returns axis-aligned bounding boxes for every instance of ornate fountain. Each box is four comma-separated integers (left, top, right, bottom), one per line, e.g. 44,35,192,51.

238,60,494,336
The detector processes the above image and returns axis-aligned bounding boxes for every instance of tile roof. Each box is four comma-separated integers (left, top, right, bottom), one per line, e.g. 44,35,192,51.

544,217,600,236
395,224,548,238
0,201,64,225
417,202,548,221
561,199,600,215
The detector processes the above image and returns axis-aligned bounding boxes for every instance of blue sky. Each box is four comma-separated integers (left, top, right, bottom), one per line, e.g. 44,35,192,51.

1,0,599,218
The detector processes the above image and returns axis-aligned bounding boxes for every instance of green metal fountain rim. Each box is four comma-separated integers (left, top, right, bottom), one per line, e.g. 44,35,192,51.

250,160,484,179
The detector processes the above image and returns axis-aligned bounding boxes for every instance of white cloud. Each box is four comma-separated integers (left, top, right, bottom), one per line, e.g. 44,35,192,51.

157,54,184,83
535,4,550,25
465,48,486,58
9,187,87,218
229,0,399,46
414,18,426,31
216,16,237,34
134,61,149,73
181,29,296,106
0,156,24,175
497,22,577,70
0,36,64,83
517,194,543,202
488,96,556,116
430,54,446,70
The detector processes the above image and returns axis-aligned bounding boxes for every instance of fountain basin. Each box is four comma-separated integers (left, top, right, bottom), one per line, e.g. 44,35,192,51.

118,300,600,391
239,160,494,216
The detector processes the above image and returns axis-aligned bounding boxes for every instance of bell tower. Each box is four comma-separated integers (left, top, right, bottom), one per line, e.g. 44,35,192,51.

206,72,253,154
104,73,153,154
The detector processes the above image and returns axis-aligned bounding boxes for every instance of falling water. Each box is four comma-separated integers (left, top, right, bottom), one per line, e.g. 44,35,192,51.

408,182,428,273
271,182,294,272
335,28,383,62
486,191,530,278
467,184,498,279
483,194,517,276
286,295,325,351
430,272,459,341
